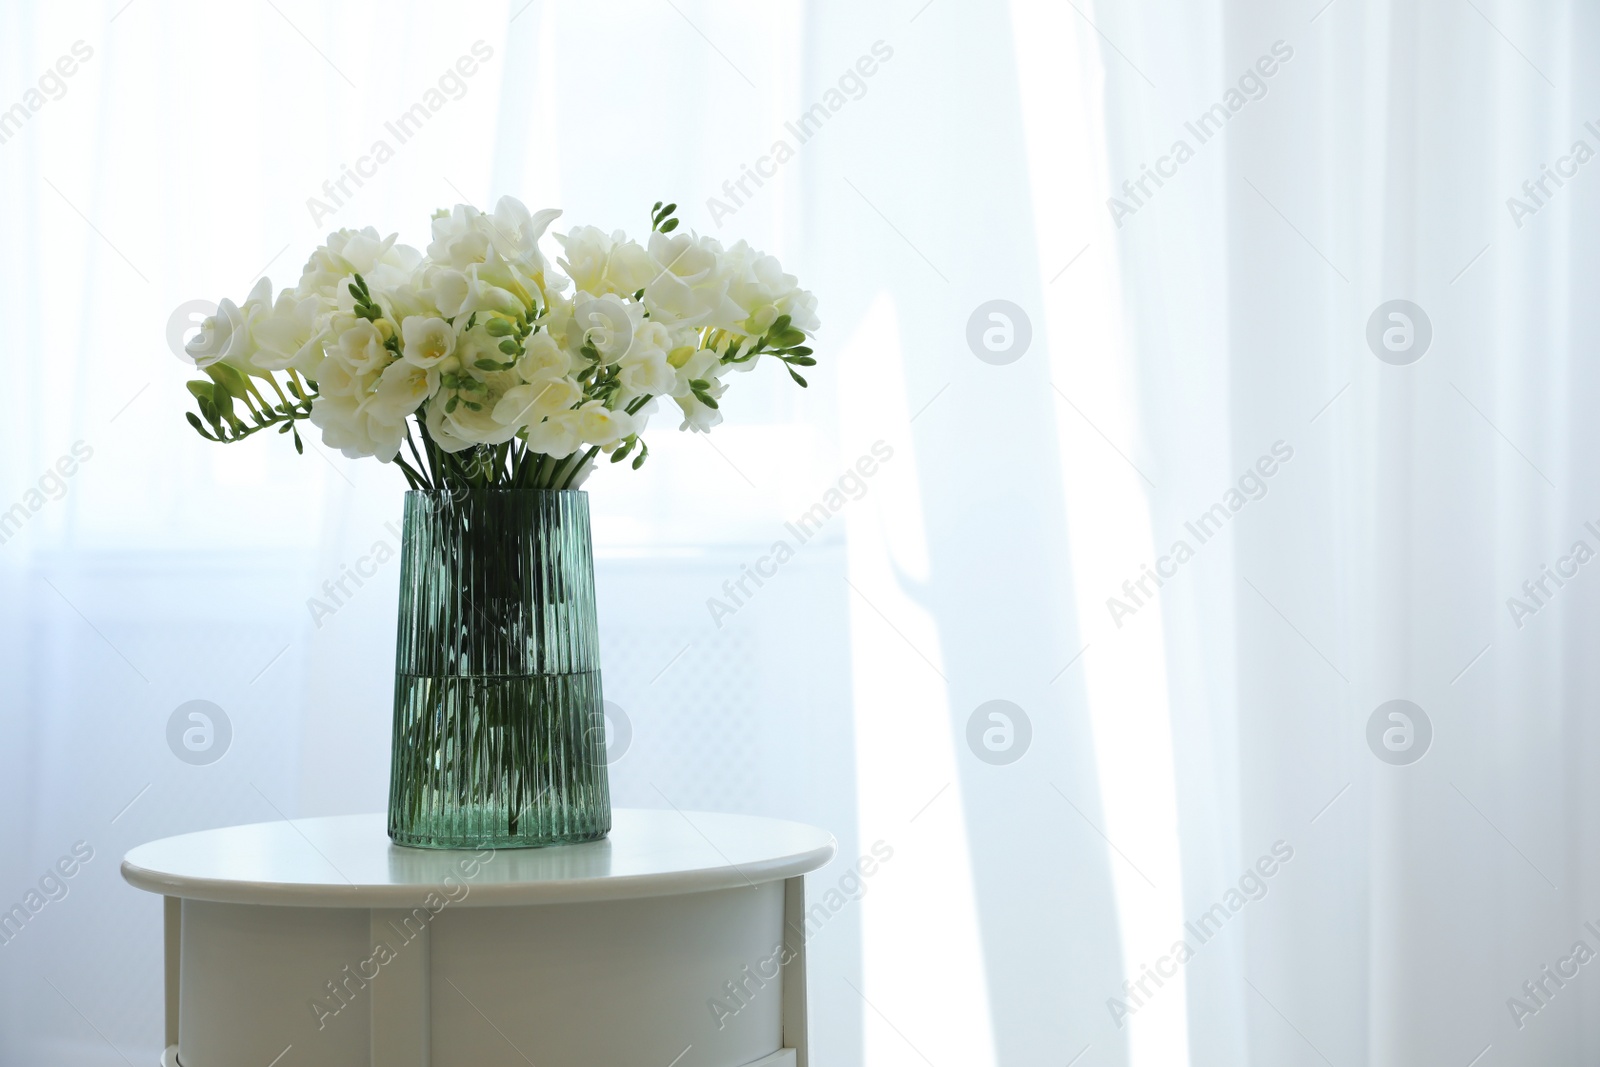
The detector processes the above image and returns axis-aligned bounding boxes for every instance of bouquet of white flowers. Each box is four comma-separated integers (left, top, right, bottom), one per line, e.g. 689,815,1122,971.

181,198,819,490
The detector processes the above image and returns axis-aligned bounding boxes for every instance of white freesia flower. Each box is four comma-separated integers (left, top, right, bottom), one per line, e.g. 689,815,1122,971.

426,367,523,452
669,346,727,432
300,228,421,301
455,319,514,373
642,231,744,330
311,365,408,461
187,278,272,372
555,227,614,294
724,240,821,336
425,200,557,295
365,359,438,426
314,353,380,401
335,229,415,275
431,265,524,319
252,289,324,374
517,331,575,382
309,395,377,458
574,399,635,447
537,291,574,341
400,316,455,368
179,198,816,483
488,197,563,279
378,281,441,324
618,349,676,399
186,298,246,369
670,346,726,395
673,392,723,433
493,377,580,431
523,409,584,458
566,292,638,363
557,226,657,297
473,252,541,308
426,205,494,269
367,419,409,463
615,319,678,398
329,314,391,376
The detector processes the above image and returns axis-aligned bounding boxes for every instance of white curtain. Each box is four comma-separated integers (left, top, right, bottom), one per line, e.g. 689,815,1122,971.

0,1,1594,1065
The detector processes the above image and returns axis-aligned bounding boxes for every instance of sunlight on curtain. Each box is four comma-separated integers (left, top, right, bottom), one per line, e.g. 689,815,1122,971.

1012,3,1190,1064
840,292,998,1065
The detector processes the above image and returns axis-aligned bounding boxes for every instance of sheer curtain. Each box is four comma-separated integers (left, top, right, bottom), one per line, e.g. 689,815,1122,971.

1082,0,1598,1064
0,1,1595,1065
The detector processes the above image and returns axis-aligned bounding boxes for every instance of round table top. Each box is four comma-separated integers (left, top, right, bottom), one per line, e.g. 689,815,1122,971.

121,809,835,908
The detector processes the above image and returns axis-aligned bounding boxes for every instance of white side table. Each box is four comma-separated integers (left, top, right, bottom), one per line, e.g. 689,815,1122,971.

122,809,835,1067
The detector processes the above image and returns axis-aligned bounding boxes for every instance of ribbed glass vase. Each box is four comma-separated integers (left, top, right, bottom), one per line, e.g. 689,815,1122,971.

387,488,611,849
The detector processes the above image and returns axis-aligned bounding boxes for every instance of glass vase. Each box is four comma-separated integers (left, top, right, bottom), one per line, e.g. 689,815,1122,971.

387,488,611,849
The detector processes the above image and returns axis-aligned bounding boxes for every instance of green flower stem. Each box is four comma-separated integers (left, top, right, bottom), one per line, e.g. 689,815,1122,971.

393,454,425,490
556,447,600,489
403,424,432,491
262,374,291,410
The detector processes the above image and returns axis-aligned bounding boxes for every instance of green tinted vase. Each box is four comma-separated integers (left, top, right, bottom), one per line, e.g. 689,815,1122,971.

387,489,611,848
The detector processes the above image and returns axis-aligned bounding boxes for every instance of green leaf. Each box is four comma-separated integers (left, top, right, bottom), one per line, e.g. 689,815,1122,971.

474,359,502,371
659,218,679,233
770,314,792,334
786,367,808,388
